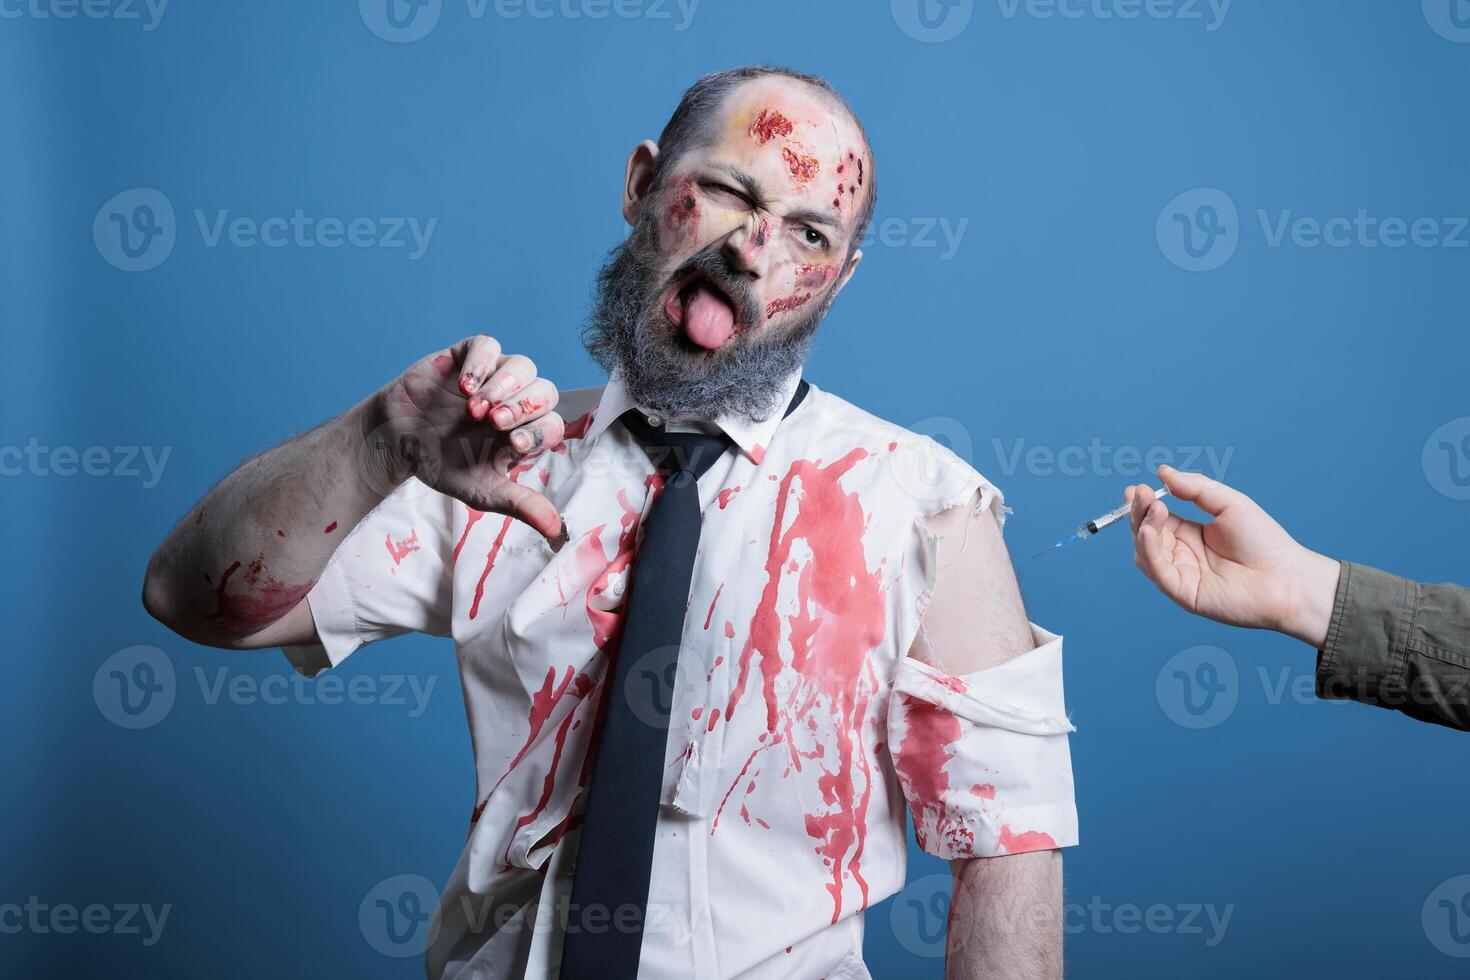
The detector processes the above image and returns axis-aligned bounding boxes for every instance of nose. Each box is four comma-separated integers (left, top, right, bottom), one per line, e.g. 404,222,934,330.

722,214,773,280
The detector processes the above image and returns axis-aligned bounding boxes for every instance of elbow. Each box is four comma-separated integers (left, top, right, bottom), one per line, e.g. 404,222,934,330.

141,550,188,636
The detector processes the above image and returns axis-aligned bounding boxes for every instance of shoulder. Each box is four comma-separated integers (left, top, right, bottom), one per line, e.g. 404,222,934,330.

796,383,1003,522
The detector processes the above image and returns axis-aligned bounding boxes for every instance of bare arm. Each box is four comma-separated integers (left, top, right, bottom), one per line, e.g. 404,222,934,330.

914,494,1063,977
947,850,1062,980
142,335,567,649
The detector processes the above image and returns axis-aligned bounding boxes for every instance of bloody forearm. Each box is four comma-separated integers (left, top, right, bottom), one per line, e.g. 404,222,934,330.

142,392,398,647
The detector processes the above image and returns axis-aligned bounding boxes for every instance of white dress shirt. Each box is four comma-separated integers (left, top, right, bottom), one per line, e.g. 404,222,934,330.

286,370,1077,979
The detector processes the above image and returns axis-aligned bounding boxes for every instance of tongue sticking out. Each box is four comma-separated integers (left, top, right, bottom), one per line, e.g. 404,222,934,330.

681,283,736,350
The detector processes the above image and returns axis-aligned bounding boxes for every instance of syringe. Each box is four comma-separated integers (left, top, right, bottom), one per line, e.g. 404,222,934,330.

1030,488,1171,559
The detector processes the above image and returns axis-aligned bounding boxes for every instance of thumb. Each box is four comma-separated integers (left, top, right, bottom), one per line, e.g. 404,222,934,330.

1156,465,1245,518
491,480,564,544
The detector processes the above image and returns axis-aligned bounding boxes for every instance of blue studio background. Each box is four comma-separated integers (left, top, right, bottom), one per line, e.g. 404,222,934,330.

4,1,1469,976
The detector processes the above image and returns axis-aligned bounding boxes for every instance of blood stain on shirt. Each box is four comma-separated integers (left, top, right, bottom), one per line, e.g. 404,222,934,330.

386,529,420,566
997,826,1057,854
704,582,725,629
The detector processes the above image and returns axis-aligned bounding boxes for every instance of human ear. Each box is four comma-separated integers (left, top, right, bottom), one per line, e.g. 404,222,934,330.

622,140,660,227
832,248,863,297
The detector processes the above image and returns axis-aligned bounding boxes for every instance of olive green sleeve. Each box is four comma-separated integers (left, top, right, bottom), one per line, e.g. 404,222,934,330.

1315,561,1470,731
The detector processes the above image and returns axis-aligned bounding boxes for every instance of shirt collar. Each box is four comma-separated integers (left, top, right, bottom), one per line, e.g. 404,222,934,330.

584,369,804,465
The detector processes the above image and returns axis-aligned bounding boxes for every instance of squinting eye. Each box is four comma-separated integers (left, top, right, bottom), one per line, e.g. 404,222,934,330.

702,182,754,208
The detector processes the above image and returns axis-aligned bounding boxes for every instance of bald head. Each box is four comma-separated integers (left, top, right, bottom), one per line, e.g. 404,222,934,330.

651,66,877,256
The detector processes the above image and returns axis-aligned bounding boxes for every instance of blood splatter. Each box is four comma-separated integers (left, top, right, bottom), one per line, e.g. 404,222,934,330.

323,521,338,534
704,582,725,629
385,529,420,566
971,783,996,799
724,620,735,639
715,447,883,922
204,561,315,635
997,826,1058,854
716,486,743,509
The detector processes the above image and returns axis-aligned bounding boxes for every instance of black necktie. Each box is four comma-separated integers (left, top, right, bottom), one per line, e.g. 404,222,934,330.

558,382,808,979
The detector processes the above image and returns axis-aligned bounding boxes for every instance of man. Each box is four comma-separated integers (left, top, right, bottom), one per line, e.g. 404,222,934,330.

1127,467,1468,731
144,66,1078,978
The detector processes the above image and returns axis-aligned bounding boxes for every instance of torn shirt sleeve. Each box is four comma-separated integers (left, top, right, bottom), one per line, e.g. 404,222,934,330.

887,627,1079,859
281,478,454,677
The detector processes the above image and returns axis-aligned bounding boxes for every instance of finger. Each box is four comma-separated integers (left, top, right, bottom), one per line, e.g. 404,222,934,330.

455,335,504,397
491,479,563,542
490,378,558,432
1143,497,1170,534
1156,465,1246,518
469,354,537,421
480,354,537,407
508,411,566,454
1136,524,1175,591
1129,484,1156,534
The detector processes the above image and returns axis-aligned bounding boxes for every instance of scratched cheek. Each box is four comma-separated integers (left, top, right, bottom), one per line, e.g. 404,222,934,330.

662,176,701,238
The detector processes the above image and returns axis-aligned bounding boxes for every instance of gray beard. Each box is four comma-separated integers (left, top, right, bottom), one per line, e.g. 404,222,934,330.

581,214,833,424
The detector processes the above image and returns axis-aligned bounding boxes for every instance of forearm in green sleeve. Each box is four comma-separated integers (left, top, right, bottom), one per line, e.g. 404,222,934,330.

1315,562,1470,731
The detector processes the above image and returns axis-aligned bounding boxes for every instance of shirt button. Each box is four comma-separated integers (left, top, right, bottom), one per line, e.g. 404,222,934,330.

645,413,663,427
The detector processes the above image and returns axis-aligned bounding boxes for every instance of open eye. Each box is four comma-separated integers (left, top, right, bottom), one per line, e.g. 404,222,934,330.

801,228,829,250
